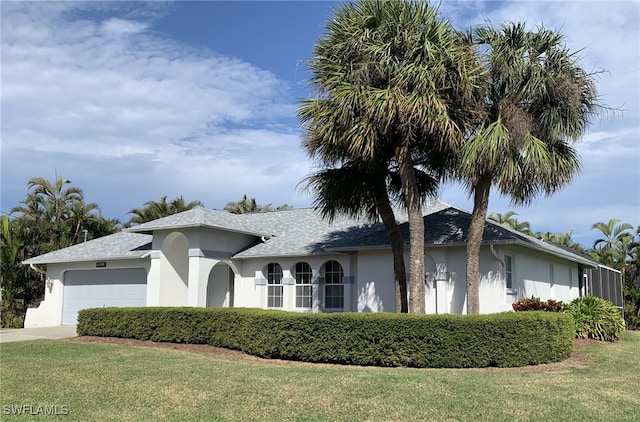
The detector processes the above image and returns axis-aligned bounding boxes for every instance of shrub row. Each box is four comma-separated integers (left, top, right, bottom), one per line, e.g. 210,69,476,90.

78,307,574,368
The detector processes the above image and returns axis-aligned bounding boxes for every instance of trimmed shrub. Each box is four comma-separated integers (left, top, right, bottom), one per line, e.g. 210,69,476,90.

567,296,624,342
512,296,566,312
78,307,574,368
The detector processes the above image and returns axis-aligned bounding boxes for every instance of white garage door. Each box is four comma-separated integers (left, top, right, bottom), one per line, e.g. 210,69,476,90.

62,268,147,325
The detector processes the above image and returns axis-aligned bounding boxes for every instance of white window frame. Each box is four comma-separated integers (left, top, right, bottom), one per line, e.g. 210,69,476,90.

323,260,344,310
294,262,313,309
266,263,283,308
504,255,514,290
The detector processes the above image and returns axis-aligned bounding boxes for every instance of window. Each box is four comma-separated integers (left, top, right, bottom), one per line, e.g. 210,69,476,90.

504,255,513,289
294,262,313,308
323,260,344,309
266,263,283,308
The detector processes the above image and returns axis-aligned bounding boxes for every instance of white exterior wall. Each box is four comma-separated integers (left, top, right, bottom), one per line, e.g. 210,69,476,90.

498,245,580,304
24,259,150,328
233,255,355,312
355,250,395,312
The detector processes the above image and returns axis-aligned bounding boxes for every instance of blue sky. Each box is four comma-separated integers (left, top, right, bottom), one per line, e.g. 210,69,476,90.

1,1,638,248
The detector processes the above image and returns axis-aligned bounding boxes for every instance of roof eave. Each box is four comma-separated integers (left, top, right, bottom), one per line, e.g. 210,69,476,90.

127,223,271,238
22,254,150,266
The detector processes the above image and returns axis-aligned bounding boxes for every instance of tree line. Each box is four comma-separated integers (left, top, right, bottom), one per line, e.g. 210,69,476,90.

0,175,287,327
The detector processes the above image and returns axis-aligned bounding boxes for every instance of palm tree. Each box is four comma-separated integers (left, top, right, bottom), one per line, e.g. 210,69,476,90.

67,199,102,243
458,23,601,314
169,196,204,214
127,196,203,225
224,195,291,214
488,211,531,234
301,0,483,313
302,147,440,313
24,176,84,222
224,195,260,214
592,218,635,268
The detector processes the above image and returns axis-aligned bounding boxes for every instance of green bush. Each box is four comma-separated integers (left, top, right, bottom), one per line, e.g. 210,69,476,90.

77,307,574,368
567,296,624,341
512,296,567,312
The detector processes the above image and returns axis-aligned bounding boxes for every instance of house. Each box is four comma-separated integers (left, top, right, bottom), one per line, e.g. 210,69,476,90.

23,199,599,327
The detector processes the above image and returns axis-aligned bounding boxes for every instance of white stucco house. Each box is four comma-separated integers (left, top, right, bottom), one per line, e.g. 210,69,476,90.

23,200,598,327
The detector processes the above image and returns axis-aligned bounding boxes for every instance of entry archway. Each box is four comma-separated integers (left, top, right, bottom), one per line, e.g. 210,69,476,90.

207,262,235,308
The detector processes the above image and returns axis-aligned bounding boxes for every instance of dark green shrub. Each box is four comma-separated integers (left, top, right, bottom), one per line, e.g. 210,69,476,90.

512,296,566,312
567,296,624,341
77,307,574,368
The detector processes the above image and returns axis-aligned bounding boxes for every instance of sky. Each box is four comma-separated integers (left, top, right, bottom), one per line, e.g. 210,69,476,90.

1,0,639,248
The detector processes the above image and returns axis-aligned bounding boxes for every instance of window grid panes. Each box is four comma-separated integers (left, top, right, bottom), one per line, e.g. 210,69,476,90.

505,255,513,289
266,263,283,308
294,262,313,308
324,261,344,309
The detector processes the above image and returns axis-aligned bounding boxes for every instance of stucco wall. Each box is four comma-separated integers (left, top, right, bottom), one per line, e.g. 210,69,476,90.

24,258,150,328
233,255,354,312
497,245,580,304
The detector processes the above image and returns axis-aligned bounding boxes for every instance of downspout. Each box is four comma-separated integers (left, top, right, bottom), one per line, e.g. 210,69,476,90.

29,263,46,276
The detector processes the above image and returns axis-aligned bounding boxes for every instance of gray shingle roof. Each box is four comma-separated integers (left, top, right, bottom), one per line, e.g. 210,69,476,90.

23,199,596,267
23,232,152,265
127,207,272,237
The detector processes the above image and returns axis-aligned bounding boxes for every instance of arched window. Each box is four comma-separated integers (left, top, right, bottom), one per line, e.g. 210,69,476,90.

294,262,312,308
265,263,283,308
323,260,344,310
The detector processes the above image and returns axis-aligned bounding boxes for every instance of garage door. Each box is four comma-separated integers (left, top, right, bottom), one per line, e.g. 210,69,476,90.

62,268,147,325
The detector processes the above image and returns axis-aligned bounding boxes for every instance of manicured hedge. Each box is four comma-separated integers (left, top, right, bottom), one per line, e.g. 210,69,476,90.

77,307,574,368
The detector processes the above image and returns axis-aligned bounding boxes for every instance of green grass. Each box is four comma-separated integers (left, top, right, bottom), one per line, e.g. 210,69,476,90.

1,332,639,421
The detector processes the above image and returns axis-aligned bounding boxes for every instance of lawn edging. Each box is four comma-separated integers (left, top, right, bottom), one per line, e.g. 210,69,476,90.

77,307,574,368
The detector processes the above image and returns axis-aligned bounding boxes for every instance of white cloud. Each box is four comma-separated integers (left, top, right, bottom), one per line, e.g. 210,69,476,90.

1,2,306,219
1,1,637,247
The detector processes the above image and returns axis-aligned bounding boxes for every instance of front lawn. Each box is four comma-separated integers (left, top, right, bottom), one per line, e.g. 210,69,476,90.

1,332,639,421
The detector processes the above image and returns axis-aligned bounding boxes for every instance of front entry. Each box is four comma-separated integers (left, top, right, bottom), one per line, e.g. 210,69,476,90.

207,263,234,308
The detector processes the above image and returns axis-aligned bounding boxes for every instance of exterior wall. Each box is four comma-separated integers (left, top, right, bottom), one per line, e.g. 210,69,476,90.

233,255,355,312
24,259,150,328
498,245,580,304
27,222,587,327
355,250,395,312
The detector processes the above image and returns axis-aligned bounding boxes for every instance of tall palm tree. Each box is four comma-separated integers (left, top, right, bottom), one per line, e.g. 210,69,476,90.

458,23,601,314
301,0,483,313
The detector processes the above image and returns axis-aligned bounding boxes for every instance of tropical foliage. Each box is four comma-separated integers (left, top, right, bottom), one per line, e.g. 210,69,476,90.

300,0,484,313
1,177,120,327
127,195,203,225
491,211,639,328
224,195,292,214
568,296,625,341
458,22,601,314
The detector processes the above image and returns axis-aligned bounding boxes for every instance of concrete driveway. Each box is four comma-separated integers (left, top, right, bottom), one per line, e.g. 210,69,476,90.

0,326,77,343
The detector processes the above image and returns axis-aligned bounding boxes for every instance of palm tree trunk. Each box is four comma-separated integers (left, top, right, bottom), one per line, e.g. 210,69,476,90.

373,189,408,313
395,142,425,314
466,174,492,315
